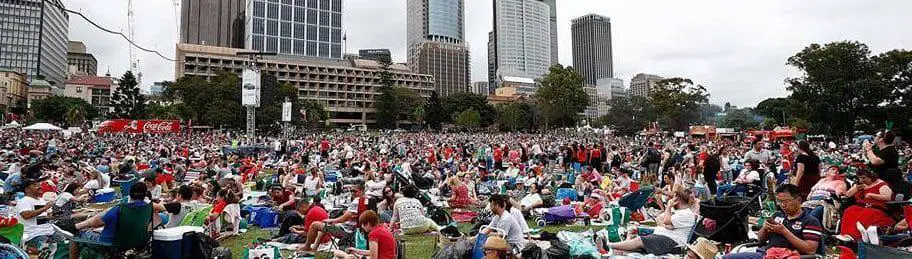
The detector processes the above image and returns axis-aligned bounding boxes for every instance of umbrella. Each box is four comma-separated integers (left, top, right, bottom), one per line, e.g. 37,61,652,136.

22,123,63,131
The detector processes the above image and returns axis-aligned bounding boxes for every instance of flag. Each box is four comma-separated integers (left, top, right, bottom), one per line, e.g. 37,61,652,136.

342,32,346,41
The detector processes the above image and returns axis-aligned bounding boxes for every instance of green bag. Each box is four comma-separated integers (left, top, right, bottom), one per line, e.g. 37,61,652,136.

355,230,368,250
0,224,24,245
181,205,213,226
602,206,630,242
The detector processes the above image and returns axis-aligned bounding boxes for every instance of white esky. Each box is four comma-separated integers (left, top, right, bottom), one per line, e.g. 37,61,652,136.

64,0,912,107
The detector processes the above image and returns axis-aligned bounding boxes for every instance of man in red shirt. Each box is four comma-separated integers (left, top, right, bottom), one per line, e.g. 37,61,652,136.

333,210,397,259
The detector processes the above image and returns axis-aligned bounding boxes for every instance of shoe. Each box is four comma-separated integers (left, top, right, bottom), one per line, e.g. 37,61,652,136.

52,223,74,239
833,235,854,243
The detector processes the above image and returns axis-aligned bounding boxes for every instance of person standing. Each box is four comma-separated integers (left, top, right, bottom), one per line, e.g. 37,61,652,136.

702,148,721,195
791,141,820,197
864,130,906,198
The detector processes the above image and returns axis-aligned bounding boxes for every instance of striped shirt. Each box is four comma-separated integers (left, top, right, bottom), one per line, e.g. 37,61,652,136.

764,208,823,254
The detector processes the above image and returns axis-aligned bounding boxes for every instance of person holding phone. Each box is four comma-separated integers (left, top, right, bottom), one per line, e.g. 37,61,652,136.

835,168,894,241
723,184,822,259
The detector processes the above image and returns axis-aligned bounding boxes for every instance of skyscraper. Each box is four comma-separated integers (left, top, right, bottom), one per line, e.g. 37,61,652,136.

67,41,97,77
543,0,558,65
246,0,343,58
630,73,664,97
489,0,551,88
407,0,470,97
180,0,246,48
571,14,613,85
0,0,69,86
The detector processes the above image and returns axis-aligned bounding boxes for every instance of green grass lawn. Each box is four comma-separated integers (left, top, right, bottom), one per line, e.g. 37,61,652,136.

220,218,594,259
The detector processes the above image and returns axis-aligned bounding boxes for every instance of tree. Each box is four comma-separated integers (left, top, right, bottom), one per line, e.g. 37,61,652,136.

441,93,496,126
110,71,147,118
168,72,244,128
424,91,444,129
454,108,481,130
754,97,793,125
374,57,398,129
536,64,589,129
872,49,912,133
761,118,778,130
298,99,327,128
30,96,98,126
698,103,723,125
721,108,759,130
786,41,887,136
648,78,709,130
497,102,534,131
603,96,655,135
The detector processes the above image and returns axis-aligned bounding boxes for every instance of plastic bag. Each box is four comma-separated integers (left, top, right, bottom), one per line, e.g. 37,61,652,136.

568,238,599,258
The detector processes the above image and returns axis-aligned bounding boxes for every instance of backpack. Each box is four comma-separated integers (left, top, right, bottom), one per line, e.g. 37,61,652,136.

182,231,221,259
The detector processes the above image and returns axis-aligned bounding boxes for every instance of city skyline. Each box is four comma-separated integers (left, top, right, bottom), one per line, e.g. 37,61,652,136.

63,0,912,107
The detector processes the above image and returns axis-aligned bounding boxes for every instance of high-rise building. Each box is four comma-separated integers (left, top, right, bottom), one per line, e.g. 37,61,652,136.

471,81,488,95
583,84,598,119
630,73,664,97
543,0,558,65
176,43,434,125
180,0,246,48
489,0,551,88
246,0,343,58
358,49,391,62
67,41,97,77
596,78,624,117
0,0,69,87
571,14,613,85
407,0,470,97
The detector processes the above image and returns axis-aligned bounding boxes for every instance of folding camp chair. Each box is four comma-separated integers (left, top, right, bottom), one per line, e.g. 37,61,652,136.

71,202,154,258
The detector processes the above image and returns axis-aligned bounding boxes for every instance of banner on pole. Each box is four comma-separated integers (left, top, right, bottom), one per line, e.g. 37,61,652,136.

242,69,261,106
282,101,292,122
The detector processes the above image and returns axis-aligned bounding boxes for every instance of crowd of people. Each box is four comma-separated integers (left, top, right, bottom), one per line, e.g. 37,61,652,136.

0,128,910,258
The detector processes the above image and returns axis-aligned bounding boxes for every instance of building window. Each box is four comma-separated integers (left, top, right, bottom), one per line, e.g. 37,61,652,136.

267,3,279,19
319,11,330,26
331,13,341,27
281,22,292,37
253,18,265,34
306,25,318,40
267,20,279,36
319,27,329,42
253,1,266,17
307,9,318,24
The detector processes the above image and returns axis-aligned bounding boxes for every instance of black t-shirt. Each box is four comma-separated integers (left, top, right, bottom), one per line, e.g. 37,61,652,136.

872,146,900,183
794,154,821,195
703,156,721,176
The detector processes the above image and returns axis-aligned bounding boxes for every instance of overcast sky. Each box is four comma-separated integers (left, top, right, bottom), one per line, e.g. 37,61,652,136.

64,0,912,107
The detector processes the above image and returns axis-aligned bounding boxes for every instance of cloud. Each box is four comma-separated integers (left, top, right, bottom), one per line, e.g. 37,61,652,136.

65,0,912,107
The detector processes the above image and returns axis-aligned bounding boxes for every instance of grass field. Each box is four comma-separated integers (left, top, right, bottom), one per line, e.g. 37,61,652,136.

220,218,591,258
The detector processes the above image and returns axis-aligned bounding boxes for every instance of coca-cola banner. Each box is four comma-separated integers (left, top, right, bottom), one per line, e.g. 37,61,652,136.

97,119,181,134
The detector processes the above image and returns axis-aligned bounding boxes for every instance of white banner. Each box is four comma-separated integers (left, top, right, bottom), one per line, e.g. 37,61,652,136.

282,101,292,122
242,69,261,106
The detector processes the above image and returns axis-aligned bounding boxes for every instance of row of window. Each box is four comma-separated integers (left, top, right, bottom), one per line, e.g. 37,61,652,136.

252,20,341,42
253,1,341,24
258,0,341,11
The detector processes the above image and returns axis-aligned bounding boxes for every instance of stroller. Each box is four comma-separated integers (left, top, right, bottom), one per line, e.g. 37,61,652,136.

694,193,758,245
533,205,589,227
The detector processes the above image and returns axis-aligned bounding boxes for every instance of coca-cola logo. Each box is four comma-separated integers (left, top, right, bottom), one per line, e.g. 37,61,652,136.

143,121,175,132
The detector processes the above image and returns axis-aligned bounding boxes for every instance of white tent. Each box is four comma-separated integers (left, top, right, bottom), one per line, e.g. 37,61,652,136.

22,123,63,131
1,121,20,129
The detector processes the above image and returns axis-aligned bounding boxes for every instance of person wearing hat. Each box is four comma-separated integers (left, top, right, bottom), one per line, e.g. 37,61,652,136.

60,182,166,259
16,176,61,254
483,236,511,259
686,237,718,259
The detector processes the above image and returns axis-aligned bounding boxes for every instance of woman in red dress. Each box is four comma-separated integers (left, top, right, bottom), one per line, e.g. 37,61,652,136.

837,168,894,241
447,175,474,211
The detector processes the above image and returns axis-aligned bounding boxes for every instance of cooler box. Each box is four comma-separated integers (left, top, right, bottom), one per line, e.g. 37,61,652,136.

152,226,205,259
93,188,116,203
249,206,279,228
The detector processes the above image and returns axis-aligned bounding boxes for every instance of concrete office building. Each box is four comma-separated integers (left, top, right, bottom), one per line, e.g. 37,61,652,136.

180,0,246,48
406,0,470,97
595,78,625,117
67,41,97,77
246,0,343,58
0,0,69,86
358,49,391,62
543,0,558,65
583,84,598,119
571,14,613,85
175,43,434,125
471,81,489,95
630,73,664,97
0,70,29,113
488,0,551,88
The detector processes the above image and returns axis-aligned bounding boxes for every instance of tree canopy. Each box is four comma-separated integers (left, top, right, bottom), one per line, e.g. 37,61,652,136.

536,64,589,129
31,96,98,126
648,77,709,130
110,71,147,119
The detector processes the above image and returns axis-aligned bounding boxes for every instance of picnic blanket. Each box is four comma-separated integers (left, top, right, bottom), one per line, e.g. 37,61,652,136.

452,211,478,223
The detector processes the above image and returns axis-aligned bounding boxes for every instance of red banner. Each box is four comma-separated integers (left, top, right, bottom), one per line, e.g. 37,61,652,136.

97,119,181,134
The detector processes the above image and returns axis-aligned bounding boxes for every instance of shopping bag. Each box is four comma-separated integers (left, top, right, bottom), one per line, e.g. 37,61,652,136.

242,245,280,259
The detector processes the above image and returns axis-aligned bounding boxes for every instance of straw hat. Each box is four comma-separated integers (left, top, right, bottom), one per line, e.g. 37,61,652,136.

687,237,718,259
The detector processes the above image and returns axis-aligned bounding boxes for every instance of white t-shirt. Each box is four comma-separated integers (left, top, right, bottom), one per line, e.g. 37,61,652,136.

509,207,529,233
488,213,526,248
652,208,697,246
100,173,111,189
83,179,100,191
16,196,53,242
365,180,385,198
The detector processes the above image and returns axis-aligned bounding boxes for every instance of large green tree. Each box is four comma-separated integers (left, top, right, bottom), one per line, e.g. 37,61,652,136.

374,57,399,129
441,93,496,126
536,64,589,129
166,72,244,128
110,71,147,118
454,108,481,130
603,96,655,135
31,96,99,126
424,91,444,130
786,41,888,136
872,49,912,133
648,77,709,130
754,97,793,125
497,102,534,131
